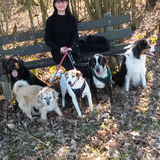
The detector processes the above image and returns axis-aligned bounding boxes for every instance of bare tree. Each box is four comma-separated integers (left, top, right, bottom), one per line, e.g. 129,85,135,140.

146,0,157,9
26,0,35,29
0,0,14,34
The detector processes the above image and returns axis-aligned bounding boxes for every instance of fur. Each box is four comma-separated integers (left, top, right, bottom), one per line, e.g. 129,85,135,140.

13,80,62,122
50,69,93,118
88,54,113,107
2,54,47,88
112,39,156,91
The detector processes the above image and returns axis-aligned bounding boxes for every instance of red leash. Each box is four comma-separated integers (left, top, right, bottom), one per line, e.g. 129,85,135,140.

49,51,68,86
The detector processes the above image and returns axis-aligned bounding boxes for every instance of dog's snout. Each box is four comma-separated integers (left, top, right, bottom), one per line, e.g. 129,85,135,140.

47,101,50,105
68,81,71,85
46,99,50,105
95,66,100,72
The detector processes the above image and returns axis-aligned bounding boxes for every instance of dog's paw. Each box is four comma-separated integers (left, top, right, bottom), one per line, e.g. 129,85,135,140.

78,112,82,118
30,118,35,123
89,105,94,111
40,118,47,123
143,85,147,88
97,104,101,108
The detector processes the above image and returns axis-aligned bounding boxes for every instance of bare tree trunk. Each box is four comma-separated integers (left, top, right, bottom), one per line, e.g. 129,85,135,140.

146,0,157,9
0,21,4,34
84,0,94,20
132,0,136,30
70,0,78,20
40,0,47,28
95,0,102,19
26,0,34,30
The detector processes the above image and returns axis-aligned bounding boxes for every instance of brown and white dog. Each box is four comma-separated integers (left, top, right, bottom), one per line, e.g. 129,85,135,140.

50,69,93,117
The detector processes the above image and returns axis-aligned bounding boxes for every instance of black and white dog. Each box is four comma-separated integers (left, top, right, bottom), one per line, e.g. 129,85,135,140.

50,69,93,118
88,54,113,107
112,39,156,91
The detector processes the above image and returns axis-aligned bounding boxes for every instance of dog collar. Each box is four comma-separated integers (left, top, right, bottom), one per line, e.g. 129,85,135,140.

71,81,86,98
91,66,111,87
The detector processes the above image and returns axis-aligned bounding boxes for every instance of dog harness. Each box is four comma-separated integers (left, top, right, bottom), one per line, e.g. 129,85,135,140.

71,81,86,98
91,65,111,87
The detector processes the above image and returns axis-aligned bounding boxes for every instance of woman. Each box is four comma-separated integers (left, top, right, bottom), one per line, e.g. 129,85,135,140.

45,0,80,71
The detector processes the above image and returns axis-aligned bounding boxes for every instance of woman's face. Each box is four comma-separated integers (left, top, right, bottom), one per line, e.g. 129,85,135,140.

54,1,68,14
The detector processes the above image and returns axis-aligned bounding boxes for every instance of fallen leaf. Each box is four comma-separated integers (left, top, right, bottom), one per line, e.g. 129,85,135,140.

91,137,103,146
97,130,110,136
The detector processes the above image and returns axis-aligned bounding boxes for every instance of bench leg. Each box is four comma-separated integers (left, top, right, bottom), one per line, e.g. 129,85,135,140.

1,75,12,100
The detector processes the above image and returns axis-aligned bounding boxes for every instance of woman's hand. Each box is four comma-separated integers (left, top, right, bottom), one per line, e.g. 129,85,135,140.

60,46,72,54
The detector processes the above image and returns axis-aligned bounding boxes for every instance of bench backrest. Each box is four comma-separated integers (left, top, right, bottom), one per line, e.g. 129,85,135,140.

0,14,131,57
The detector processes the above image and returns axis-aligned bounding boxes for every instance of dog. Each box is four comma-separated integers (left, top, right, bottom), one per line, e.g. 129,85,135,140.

2,54,47,109
112,39,156,91
2,54,47,88
88,54,113,107
50,69,93,118
13,80,63,122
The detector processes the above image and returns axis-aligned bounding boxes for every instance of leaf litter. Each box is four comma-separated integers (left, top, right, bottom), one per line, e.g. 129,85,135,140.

0,1,160,160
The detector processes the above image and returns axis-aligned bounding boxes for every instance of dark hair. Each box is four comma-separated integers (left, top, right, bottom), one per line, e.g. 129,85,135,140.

53,0,71,15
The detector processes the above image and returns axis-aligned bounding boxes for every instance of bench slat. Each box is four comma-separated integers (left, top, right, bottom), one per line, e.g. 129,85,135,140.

24,57,56,69
79,28,132,41
82,43,133,58
0,30,45,45
0,43,51,57
78,14,131,31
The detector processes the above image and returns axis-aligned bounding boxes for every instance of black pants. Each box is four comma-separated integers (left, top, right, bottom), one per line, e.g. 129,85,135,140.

52,52,75,71
52,51,82,71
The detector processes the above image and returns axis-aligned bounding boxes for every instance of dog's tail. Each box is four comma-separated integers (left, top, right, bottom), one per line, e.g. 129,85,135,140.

13,80,29,94
50,72,63,84
112,72,125,87
112,56,127,87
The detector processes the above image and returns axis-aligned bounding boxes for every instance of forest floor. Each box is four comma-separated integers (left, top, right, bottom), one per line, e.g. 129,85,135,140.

0,1,160,160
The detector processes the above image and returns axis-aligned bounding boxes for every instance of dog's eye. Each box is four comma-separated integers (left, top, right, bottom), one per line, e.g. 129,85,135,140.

44,97,46,100
49,97,52,99
99,60,102,64
72,75,75,78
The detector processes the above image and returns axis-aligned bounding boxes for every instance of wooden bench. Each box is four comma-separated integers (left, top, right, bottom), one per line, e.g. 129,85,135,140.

0,13,132,100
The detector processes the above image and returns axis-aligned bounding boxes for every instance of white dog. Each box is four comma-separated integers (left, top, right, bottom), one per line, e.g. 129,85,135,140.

50,69,93,117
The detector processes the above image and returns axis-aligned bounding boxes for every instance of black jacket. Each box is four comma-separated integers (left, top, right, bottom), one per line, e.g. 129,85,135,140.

78,35,110,53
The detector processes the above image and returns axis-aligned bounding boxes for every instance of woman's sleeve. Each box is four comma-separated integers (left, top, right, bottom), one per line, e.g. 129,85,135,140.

70,15,79,49
45,17,60,53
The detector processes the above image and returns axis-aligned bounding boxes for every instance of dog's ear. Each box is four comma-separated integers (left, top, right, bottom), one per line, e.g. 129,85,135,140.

89,57,92,66
2,55,10,69
65,71,69,79
102,56,107,64
76,70,83,80
52,90,59,100
15,55,24,64
37,89,43,103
